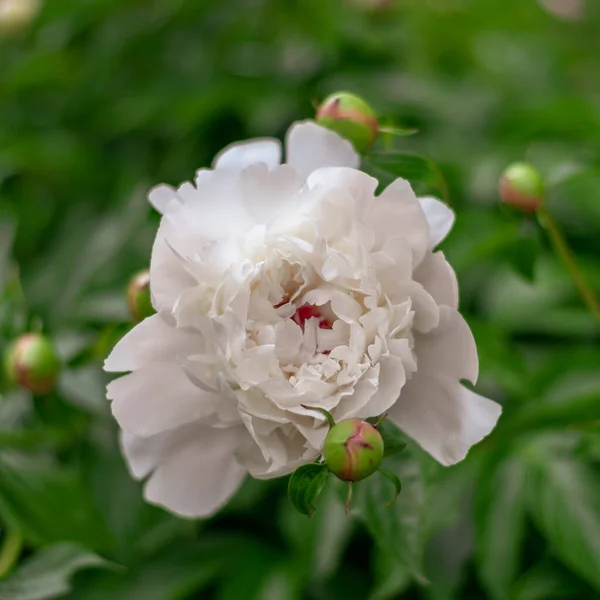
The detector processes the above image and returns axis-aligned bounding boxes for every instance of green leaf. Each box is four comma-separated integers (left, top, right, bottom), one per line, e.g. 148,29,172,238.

287,464,330,517
378,420,408,457
355,451,425,597
475,456,528,600
0,451,112,551
364,152,448,199
377,468,402,507
0,543,111,600
513,558,595,600
524,444,600,592
505,220,541,282
0,218,16,294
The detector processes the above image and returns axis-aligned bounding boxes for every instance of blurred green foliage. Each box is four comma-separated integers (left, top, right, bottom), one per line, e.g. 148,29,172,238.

1,0,600,598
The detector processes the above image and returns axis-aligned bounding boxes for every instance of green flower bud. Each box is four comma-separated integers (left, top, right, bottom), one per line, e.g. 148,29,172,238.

316,92,378,153
127,269,154,323
3,333,61,394
323,419,384,482
499,162,545,213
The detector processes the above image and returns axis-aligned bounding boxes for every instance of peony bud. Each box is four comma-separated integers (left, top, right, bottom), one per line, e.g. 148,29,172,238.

127,269,154,323
3,333,61,394
323,419,384,482
499,162,545,213
316,92,379,153
0,0,39,35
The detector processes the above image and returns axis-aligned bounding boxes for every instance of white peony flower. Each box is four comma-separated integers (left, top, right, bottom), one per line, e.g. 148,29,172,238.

105,121,501,518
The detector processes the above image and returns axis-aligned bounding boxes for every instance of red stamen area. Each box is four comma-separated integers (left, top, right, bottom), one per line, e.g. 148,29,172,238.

291,304,332,331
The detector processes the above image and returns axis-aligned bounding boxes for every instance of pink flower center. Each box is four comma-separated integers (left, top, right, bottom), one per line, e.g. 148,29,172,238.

292,303,333,331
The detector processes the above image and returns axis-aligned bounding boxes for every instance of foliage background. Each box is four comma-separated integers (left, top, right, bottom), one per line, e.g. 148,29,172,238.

1,0,600,598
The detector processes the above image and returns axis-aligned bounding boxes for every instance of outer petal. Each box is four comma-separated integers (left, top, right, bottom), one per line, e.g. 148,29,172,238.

418,196,455,248
414,252,459,310
285,121,360,180
213,138,281,170
107,363,218,437
148,184,181,214
389,374,501,466
104,314,198,373
414,306,478,384
143,425,247,518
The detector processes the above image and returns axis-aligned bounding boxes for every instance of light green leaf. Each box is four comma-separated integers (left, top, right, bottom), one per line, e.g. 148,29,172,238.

475,456,528,600
378,420,408,457
288,464,330,517
0,451,112,551
0,543,111,600
524,445,600,592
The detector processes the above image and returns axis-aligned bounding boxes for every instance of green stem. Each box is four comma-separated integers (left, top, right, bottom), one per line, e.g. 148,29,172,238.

538,207,600,325
0,528,22,579
345,482,353,515
301,405,335,429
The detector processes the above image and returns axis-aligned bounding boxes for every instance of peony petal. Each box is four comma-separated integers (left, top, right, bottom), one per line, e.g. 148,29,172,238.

104,314,198,373
213,138,282,170
389,374,501,466
414,252,459,309
107,363,218,437
285,121,360,180
414,306,478,384
363,178,430,266
148,184,181,214
144,425,247,518
307,167,378,205
359,355,406,418
149,219,197,312
418,196,455,248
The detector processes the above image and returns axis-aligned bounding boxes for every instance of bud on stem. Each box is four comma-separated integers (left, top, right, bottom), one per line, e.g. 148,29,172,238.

499,162,545,213
127,269,154,323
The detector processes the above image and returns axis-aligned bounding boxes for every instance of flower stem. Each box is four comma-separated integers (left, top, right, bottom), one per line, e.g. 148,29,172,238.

345,482,353,515
0,528,22,579
538,207,600,325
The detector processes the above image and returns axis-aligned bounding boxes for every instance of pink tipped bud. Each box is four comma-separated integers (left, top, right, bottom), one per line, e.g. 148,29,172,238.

499,162,545,213
323,419,384,482
3,333,61,394
127,269,154,323
316,92,378,153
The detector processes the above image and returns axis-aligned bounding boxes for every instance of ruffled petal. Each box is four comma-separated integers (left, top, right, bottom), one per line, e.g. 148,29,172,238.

143,425,247,518
213,138,281,170
389,374,501,466
107,363,218,437
285,121,360,180
104,314,198,373
418,196,455,248
414,251,459,309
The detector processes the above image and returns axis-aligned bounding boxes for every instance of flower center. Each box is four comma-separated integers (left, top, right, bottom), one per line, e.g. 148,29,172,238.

291,303,333,331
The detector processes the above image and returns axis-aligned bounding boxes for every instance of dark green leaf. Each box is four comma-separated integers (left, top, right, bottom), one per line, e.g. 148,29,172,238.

377,468,401,507
0,543,111,600
524,443,600,592
288,464,330,517
475,456,527,600
378,420,408,457
0,452,112,551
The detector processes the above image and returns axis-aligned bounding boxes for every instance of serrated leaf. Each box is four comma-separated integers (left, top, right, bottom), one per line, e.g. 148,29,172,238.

288,464,330,517
475,456,527,600
0,451,112,551
378,420,408,457
0,543,111,600
524,447,600,592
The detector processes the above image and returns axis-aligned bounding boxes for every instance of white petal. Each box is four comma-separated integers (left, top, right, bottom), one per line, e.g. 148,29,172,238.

306,167,378,204
148,184,181,214
285,121,359,180
418,196,455,248
389,374,501,466
149,219,197,312
415,306,478,384
107,363,218,437
414,252,459,309
363,178,430,266
144,425,247,518
213,138,281,170
359,355,406,418
104,314,198,373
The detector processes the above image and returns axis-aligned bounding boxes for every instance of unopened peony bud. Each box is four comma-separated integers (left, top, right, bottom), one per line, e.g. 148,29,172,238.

316,92,378,153
127,269,154,323
323,419,384,482
0,0,39,34
3,333,61,394
499,162,545,213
